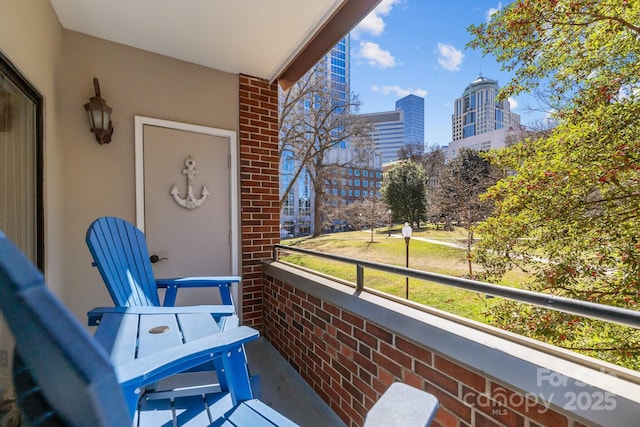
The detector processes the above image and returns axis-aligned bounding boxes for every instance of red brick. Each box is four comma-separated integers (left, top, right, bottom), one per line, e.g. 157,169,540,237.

429,385,472,423
465,384,525,427
488,382,568,427
433,406,458,427
372,352,403,378
353,327,378,349
434,355,486,393
396,336,433,364
379,341,412,369
365,322,393,344
402,369,424,389
341,311,364,328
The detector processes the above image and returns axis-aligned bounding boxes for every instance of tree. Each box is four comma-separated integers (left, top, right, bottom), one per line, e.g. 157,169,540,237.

434,148,501,277
420,147,446,224
279,63,374,237
468,0,640,368
381,160,427,228
397,142,425,162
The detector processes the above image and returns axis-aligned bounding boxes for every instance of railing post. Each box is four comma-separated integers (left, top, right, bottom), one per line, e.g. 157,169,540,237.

356,264,364,293
272,245,279,261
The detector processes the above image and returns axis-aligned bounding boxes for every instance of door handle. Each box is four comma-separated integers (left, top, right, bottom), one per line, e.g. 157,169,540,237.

149,255,168,264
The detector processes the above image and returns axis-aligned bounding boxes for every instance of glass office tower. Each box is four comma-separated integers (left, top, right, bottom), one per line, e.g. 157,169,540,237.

395,94,424,147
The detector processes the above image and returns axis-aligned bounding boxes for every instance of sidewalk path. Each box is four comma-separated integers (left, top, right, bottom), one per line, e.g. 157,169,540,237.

386,232,467,249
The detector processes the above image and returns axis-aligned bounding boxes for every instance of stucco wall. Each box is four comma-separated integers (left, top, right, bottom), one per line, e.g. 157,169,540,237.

0,0,65,292
0,0,64,391
60,30,239,322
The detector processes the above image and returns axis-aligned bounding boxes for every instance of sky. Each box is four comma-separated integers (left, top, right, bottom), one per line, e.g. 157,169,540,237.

348,0,546,147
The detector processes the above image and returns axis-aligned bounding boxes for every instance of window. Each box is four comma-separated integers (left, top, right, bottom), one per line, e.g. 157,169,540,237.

363,170,369,177
299,197,311,216
355,179,360,186
355,169,360,176
282,193,294,216
0,51,43,268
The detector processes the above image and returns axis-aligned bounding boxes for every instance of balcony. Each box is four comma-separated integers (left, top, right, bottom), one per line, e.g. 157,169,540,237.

251,246,640,427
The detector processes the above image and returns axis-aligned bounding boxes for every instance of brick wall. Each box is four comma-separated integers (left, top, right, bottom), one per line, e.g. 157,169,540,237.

262,273,588,427
238,75,280,330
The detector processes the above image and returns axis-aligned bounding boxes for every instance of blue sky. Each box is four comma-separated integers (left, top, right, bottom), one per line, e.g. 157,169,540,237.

349,0,545,147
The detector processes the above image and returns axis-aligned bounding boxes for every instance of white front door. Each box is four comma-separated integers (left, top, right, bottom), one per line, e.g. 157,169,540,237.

134,116,239,307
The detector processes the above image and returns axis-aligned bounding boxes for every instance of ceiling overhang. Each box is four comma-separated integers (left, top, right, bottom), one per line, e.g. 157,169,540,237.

50,0,381,89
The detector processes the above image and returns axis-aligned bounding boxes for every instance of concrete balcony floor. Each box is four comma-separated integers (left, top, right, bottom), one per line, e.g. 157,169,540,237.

245,338,343,427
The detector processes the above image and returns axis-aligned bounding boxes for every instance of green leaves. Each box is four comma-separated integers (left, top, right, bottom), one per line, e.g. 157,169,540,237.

381,160,427,226
469,0,640,369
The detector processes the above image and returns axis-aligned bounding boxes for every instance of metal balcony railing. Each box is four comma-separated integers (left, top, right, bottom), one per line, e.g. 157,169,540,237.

272,244,640,330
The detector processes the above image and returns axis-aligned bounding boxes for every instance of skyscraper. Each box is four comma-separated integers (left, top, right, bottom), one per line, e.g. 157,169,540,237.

452,75,520,141
446,75,521,158
395,94,424,147
357,110,405,164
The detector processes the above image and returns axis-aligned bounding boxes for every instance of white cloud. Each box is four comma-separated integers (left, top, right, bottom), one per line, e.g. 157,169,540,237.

355,13,385,38
486,2,503,22
371,85,427,98
509,97,518,109
436,43,464,71
352,0,404,39
359,41,396,68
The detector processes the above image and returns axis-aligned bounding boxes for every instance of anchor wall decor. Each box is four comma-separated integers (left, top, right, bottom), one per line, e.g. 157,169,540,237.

170,156,210,209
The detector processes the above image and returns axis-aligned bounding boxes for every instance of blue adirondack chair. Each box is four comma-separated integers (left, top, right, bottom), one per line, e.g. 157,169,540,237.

0,231,299,426
86,216,240,312
86,216,246,394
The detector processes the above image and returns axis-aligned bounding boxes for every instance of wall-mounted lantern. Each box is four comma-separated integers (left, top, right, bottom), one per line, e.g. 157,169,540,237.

84,77,113,144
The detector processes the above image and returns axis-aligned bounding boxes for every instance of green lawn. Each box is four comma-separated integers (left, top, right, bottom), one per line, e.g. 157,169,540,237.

281,229,534,323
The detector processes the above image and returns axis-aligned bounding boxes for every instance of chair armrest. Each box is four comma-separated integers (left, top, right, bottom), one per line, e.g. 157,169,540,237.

155,276,241,307
116,326,259,416
155,276,242,288
87,305,236,326
364,382,439,427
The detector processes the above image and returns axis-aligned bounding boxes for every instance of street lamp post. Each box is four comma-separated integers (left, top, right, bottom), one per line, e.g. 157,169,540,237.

401,222,412,299
387,209,392,237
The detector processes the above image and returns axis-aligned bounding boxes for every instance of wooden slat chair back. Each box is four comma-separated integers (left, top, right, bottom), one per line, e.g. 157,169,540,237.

86,216,238,309
86,216,164,306
0,231,131,426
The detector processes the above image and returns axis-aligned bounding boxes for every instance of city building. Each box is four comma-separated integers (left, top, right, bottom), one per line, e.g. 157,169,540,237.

446,75,521,159
357,94,425,165
395,94,424,146
357,110,405,164
325,148,383,206
281,36,379,237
